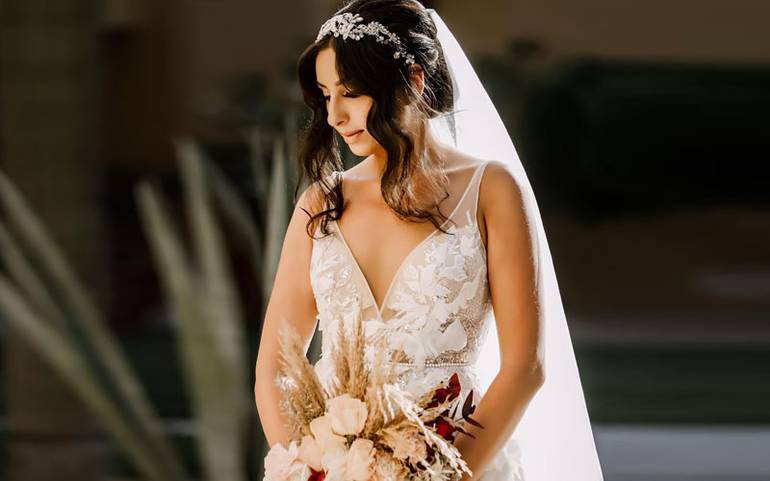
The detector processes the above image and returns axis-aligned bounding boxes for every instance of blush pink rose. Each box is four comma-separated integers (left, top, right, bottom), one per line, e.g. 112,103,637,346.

326,394,368,435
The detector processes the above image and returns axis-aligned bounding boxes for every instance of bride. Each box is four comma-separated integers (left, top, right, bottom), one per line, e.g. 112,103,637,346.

255,1,604,480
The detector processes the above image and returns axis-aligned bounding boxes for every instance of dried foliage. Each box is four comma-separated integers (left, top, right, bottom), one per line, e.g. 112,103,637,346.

276,321,327,440
271,311,484,481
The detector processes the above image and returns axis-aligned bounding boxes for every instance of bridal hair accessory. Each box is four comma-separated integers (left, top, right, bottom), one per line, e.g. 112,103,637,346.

315,12,416,66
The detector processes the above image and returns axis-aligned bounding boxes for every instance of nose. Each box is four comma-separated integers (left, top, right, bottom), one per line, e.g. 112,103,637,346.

326,95,348,129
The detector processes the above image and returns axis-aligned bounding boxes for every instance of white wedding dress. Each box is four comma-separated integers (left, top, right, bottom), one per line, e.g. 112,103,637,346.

309,160,525,481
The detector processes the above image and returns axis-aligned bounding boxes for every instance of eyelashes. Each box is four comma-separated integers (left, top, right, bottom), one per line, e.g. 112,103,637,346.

323,92,360,102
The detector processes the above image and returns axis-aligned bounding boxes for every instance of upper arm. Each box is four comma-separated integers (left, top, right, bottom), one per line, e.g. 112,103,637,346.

255,181,323,377
479,161,543,379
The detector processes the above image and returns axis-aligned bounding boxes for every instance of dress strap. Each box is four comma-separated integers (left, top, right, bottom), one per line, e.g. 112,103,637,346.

450,160,492,227
471,160,492,220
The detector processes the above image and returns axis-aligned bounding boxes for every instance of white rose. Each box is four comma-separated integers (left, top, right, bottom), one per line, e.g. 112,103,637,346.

309,415,347,453
285,461,310,481
327,393,368,435
321,445,348,481
263,441,301,481
345,438,375,481
298,434,323,471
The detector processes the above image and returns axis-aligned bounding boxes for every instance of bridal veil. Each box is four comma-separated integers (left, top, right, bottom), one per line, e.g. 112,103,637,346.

425,9,604,480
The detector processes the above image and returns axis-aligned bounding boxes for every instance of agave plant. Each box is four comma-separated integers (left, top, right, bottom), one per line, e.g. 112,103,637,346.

136,138,252,481
0,171,189,481
209,115,310,479
134,131,308,481
0,119,311,480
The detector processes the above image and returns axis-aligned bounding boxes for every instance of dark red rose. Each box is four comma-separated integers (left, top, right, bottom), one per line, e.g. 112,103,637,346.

434,417,457,440
308,468,326,481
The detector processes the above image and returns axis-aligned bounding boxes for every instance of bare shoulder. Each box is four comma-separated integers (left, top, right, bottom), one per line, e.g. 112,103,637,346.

296,181,322,215
295,173,337,218
478,160,526,240
479,160,523,204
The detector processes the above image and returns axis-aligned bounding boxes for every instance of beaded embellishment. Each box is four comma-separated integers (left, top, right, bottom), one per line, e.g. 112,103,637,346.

315,12,416,66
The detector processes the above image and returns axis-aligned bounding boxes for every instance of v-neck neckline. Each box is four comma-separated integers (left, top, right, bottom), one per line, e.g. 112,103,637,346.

332,162,485,319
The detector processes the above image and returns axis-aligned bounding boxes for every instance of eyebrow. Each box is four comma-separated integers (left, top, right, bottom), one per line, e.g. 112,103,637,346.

316,80,342,89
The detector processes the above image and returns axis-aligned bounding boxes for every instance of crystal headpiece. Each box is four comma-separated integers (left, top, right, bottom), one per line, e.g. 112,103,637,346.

315,12,415,66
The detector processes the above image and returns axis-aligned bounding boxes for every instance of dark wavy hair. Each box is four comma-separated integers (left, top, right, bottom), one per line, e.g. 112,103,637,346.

295,0,455,238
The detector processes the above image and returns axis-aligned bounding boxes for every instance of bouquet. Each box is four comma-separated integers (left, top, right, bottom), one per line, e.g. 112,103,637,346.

263,311,483,481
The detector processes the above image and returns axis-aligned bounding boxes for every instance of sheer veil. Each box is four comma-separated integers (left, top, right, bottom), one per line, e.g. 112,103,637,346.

425,9,604,480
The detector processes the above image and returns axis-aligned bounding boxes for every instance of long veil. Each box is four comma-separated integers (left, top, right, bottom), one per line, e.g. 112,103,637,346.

426,9,604,480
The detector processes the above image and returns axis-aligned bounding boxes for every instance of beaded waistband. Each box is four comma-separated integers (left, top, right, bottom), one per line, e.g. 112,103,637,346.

387,361,474,369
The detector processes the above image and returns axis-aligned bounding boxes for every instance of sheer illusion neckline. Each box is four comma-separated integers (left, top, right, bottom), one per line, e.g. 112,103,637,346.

332,162,487,319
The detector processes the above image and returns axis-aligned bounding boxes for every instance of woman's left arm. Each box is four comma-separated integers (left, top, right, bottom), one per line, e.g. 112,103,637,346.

453,161,545,480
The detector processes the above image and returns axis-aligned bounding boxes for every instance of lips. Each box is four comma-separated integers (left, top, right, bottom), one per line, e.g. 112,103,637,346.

341,129,363,139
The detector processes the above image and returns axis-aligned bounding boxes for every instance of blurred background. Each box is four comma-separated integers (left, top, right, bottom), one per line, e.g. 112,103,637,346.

0,0,768,480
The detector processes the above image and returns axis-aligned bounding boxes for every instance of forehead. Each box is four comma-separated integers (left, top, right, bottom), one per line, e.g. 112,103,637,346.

315,47,341,88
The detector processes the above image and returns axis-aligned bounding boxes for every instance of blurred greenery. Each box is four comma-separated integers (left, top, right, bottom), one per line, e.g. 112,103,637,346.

0,133,299,479
503,58,770,220
578,344,770,424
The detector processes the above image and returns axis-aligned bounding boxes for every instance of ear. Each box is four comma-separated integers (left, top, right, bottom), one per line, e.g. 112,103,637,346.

409,63,425,96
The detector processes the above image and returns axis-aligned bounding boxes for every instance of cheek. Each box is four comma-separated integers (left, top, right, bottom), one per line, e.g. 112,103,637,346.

355,99,373,125
361,130,382,151
351,98,379,150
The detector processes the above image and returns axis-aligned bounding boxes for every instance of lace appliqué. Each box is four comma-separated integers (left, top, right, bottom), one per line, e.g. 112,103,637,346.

309,230,365,369
367,209,492,367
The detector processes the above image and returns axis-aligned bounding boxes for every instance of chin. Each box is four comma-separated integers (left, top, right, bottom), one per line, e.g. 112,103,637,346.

349,139,374,157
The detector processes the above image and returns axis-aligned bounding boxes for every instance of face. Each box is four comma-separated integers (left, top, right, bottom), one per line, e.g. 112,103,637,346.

315,47,385,158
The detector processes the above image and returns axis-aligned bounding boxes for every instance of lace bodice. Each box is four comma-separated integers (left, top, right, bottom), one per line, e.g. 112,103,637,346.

310,161,493,383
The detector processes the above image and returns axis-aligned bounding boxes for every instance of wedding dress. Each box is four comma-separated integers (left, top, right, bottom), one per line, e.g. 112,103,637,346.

310,160,524,481
302,8,603,481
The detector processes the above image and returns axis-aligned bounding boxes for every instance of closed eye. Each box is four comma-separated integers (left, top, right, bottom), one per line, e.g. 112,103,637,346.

323,92,360,102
